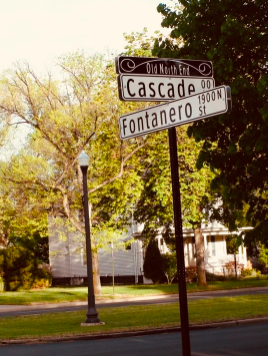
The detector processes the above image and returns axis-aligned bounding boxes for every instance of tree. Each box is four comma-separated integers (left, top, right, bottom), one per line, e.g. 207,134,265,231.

161,252,177,284
0,52,148,293
123,29,217,286
154,1,268,245
134,125,215,286
0,156,49,254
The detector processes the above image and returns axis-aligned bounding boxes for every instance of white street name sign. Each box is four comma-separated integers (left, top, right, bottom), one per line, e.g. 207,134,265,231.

117,75,215,102
119,86,231,140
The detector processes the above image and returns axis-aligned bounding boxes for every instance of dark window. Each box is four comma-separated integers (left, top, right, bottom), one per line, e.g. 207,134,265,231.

211,235,216,256
192,236,196,258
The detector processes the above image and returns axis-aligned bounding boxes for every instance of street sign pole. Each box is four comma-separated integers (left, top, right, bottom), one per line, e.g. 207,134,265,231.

168,127,191,356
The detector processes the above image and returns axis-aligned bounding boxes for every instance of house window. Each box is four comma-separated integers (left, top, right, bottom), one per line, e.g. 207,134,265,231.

211,235,216,256
159,238,165,253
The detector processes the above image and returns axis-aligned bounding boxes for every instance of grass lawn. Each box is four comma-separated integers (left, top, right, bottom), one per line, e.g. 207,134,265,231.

0,277,267,305
0,294,268,341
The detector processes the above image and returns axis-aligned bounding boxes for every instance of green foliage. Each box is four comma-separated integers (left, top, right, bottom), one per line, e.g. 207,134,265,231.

0,246,51,291
134,126,215,250
123,31,216,247
205,271,226,282
0,51,151,260
134,131,174,243
241,268,253,278
0,153,51,256
143,240,178,285
154,1,268,241
143,238,165,284
258,244,268,272
0,277,4,292
226,234,242,255
123,28,159,57
161,253,177,284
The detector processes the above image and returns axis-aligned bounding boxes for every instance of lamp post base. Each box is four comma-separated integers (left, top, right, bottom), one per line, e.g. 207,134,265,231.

85,314,101,323
84,304,101,324
82,308,102,325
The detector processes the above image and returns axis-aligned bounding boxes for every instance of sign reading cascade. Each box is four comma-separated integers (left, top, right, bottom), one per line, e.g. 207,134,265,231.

117,75,215,102
119,86,231,140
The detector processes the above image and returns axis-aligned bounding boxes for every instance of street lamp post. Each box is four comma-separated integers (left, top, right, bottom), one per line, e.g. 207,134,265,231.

78,151,101,324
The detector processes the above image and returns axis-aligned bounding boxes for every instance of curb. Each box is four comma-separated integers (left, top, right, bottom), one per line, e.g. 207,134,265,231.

1,316,268,345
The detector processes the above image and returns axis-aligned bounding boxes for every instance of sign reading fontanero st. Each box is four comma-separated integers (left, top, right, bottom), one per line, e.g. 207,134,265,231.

119,86,231,140
117,75,215,102
115,56,213,77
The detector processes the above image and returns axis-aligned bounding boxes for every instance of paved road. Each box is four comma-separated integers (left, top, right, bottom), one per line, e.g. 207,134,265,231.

0,286,267,317
1,322,268,355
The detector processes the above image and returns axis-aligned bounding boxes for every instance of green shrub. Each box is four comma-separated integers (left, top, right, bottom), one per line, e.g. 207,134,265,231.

241,268,253,278
161,253,177,284
0,246,52,291
32,268,52,289
205,271,226,282
256,269,261,279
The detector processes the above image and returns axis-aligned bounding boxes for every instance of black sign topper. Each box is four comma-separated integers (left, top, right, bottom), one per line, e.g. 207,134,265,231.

115,56,213,78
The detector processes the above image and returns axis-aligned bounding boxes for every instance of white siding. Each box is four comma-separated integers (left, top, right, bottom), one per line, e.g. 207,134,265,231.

48,217,143,278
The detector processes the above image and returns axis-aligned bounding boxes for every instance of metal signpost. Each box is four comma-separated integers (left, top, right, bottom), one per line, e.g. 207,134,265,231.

115,56,231,356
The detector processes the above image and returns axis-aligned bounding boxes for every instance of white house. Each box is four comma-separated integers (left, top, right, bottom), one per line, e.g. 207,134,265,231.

48,218,144,285
48,217,249,285
182,221,249,275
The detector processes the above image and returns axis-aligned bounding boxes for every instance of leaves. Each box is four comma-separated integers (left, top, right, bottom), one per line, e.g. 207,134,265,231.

154,0,268,242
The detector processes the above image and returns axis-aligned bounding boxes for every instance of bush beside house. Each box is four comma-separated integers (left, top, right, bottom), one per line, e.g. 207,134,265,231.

0,246,51,291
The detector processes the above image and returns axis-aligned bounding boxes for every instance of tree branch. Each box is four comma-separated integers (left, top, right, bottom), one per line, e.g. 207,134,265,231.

89,141,146,194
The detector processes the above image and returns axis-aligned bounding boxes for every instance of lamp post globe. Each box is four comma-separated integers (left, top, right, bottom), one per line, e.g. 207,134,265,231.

78,150,89,167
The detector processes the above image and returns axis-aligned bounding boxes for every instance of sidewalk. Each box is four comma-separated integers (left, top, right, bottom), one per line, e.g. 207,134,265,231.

1,286,268,314
0,293,178,316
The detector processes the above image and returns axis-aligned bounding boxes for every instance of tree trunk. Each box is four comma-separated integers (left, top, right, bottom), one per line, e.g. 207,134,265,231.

234,253,237,279
92,250,102,295
194,225,207,286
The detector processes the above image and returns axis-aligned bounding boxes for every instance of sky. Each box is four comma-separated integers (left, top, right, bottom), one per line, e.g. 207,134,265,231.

0,0,174,73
